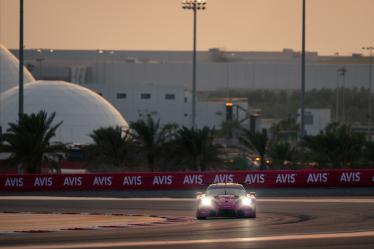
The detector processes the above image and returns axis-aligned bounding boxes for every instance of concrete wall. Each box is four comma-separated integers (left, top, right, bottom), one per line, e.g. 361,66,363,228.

11,49,371,130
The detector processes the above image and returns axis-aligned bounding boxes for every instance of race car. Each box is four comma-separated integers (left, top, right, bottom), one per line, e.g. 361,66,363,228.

196,183,256,220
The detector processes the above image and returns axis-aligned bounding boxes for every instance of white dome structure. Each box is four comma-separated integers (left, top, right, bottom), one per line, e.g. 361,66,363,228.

0,81,128,144
0,44,35,94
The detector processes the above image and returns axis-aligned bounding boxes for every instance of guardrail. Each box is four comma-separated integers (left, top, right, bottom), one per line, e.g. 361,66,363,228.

1,170,374,191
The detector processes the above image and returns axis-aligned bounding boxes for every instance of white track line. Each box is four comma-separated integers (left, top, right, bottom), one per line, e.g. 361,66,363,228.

3,230,374,249
0,196,190,201
259,198,374,203
1,196,374,203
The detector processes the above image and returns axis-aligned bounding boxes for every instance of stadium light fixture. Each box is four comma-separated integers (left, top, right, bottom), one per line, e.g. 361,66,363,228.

181,0,207,128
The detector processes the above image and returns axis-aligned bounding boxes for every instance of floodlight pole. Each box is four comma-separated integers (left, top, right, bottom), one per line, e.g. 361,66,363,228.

335,69,340,122
19,0,24,117
182,0,206,129
192,7,197,129
340,67,347,123
370,48,373,139
300,0,306,139
363,47,374,140
336,67,347,123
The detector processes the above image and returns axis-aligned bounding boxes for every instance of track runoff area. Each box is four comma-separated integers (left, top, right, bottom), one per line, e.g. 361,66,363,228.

1,170,374,249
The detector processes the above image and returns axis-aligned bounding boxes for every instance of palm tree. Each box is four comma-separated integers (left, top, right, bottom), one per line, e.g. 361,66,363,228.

174,126,220,171
270,117,298,143
85,126,133,168
239,128,268,170
363,141,374,165
130,116,176,171
303,122,365,168
269,141,295,168
0,111,64,173
268,118,299,168
218,120,241,147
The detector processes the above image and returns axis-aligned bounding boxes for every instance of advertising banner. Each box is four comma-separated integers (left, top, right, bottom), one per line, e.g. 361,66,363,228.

0,170,373,191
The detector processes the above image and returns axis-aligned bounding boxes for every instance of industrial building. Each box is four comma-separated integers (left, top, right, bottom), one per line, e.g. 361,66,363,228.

7,47,373,134
13,48,372,91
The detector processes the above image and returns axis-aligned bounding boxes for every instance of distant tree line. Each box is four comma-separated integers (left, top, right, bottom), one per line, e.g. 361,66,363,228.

204,87,372,124
1,111,374,173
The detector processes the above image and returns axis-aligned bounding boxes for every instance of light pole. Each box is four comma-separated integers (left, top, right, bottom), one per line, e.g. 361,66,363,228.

19,0,24,116
335,68,340,122
182,0,206,129
337,67,347,123
17,0,24,173
362,46,374,139
300,0,306,139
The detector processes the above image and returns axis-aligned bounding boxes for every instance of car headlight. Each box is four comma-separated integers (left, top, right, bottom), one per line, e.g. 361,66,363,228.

241,197,253,206
200,197,213,207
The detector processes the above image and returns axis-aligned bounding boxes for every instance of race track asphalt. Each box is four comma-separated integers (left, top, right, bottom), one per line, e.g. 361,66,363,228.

0,196,374,249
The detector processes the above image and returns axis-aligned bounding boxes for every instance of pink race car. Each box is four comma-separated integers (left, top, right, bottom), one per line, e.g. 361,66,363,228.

196,183,256,220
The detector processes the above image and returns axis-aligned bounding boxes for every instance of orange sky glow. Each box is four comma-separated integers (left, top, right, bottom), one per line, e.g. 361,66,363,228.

0,0,373,55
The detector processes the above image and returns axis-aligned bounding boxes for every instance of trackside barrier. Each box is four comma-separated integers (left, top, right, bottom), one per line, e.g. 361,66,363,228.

0,170,374,191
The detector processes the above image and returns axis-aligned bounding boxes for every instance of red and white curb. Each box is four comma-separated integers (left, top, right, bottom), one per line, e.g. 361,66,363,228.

0,211,193,234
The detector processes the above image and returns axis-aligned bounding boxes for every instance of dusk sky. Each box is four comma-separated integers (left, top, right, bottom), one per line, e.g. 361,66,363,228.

0,0,373,55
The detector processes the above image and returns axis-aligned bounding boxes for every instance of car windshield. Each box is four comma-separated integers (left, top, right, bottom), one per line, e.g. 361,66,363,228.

206,188,246,196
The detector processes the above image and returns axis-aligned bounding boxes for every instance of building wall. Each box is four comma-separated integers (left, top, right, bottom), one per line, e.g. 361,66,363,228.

25,61,372,91
14,49,372,92
79,83,250,129
11,49,370,130
84,84,191,127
